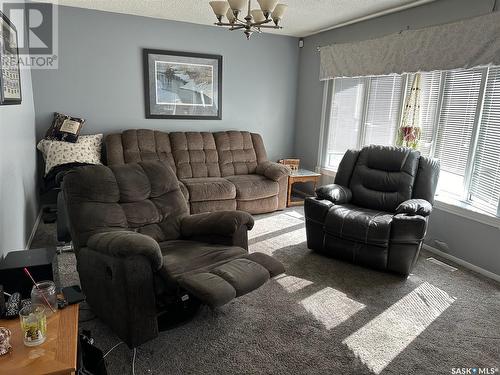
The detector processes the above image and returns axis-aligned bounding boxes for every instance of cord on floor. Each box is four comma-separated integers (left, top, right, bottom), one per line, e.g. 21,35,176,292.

132,348,137,375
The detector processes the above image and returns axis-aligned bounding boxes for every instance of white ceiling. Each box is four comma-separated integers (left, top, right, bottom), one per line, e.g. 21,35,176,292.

40,0,429,37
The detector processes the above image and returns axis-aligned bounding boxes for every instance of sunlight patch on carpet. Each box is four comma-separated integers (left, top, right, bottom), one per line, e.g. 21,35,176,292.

249,228,306,254
300,287,365,330
274,274,314,293
250,213,303,239
343,282,456,374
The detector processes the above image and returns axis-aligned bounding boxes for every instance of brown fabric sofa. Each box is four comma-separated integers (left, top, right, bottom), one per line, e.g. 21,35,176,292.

105,130,290,214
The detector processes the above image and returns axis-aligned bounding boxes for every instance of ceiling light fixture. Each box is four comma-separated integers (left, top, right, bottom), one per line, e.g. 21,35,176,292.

209,0,287,40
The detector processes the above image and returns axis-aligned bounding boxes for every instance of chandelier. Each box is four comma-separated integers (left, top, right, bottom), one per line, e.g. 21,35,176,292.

209,0,287,39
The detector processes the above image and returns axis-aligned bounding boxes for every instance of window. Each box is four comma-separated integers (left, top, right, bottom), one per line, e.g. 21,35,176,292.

323,66,500,217
325,75,403,169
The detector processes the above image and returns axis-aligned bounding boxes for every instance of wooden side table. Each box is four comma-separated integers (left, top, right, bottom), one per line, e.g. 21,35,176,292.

0,303,79,375
287,169,321,207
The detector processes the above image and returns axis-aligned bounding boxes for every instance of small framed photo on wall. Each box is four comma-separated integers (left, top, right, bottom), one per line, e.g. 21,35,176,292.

0,10,22,105
143,49,222,119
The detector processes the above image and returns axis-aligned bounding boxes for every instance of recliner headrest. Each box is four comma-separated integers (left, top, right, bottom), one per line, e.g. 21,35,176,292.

363,145,419,172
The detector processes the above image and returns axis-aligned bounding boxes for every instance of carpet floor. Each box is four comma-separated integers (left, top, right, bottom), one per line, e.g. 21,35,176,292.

31,207,500,375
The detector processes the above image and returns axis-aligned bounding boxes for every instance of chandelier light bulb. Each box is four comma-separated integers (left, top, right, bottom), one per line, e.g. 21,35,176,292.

251,9,266,23
257,0,278,18
272,4,287,25
226,8,236,23
210,1,230,22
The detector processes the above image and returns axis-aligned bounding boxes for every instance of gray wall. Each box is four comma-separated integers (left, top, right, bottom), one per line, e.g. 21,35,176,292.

0,0,38,258
293,0,500,276
31,6,299,161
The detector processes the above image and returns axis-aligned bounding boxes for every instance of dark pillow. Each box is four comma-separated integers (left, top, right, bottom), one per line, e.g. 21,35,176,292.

45,112,85,143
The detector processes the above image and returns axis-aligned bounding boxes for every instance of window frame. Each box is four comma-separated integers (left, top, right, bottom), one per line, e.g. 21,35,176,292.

320,67,500,221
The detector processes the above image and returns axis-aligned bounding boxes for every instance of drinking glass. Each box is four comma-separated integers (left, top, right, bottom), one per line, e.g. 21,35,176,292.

19,304,47,347
31,281,57,317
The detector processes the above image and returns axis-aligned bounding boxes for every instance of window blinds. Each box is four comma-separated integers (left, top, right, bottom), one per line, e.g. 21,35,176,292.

434,69,483,177
469,67,500,215
362,75,403,146
326,77,365,168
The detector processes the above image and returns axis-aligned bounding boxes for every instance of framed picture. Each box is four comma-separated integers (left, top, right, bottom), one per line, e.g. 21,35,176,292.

143,49,222,119
0,10,21,105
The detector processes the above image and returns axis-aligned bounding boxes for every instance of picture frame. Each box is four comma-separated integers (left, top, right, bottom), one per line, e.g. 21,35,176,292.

0,10,22,105
143,49,222,120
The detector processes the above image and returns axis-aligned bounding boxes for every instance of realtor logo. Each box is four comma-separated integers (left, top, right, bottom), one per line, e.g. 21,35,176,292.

1,0,58,69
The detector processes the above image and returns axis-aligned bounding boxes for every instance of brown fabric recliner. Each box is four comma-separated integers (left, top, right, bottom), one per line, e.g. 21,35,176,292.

105,130,290,214
63,160,284,348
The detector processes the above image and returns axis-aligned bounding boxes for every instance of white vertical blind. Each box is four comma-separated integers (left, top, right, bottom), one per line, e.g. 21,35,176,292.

362,75,403,146
406,72,443,156
434,69,483,177
326,77,365,168
469,66,500,215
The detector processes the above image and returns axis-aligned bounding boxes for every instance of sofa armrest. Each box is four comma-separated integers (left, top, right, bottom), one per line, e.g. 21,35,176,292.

181,211,254,237
395,199,432,217
315,184,352,204
256,161,290,182
87,231,162,271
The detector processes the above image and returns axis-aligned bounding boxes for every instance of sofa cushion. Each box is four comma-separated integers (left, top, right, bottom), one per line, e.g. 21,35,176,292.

225,174,279,200
214,131,259,176
324,204,393,246
170,132,220,179
181,177,236,202
158,240,246,279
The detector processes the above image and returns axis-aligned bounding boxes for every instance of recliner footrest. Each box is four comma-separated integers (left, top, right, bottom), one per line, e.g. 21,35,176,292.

178,273,236,308
178,254,283,308
212,259,270,297
245,252,285,277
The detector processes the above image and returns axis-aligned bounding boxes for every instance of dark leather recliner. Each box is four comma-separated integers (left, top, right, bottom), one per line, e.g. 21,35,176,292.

305,145,440,276
63,160,284,347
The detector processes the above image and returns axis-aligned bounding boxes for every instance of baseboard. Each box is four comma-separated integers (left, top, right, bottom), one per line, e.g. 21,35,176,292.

25,208,43,250
422,244,500,283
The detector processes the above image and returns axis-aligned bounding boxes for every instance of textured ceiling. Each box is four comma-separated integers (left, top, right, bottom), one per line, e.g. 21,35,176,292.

38,0,427,37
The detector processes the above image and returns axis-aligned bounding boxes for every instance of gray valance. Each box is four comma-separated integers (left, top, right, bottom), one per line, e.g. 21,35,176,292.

319,11,500,80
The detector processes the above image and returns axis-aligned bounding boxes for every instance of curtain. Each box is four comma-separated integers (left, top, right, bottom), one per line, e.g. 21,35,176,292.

319,11,500,80
397,73,421,149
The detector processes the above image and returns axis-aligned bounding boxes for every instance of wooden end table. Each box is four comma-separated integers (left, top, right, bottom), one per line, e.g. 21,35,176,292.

287,169,321,207
0,303,79,375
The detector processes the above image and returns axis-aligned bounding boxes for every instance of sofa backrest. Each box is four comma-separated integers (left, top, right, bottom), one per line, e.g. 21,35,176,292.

214,131,267,176
106,129,177,173
169,132,220,179
63,161,188,249
105,129,268,178
336,145,421,212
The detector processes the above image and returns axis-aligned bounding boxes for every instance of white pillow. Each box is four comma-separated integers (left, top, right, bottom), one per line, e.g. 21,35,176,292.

37,134,103,175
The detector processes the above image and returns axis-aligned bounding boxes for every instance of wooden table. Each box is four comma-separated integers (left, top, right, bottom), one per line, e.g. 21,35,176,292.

287,169,321,207
0,303,79,375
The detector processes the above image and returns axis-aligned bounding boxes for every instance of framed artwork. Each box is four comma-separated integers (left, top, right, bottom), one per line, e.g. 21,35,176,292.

143,49,222,119
0,10,21,105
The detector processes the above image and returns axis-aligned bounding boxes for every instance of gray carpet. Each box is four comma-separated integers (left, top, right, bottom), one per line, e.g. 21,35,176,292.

31,207,500,375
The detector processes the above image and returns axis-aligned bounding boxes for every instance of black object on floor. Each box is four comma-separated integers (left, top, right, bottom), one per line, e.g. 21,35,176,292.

0,247,56,298
78,330,108,375
157,294,202,331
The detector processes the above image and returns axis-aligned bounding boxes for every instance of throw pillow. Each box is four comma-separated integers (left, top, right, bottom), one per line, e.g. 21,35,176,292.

37,134,103,175
44,112,85,143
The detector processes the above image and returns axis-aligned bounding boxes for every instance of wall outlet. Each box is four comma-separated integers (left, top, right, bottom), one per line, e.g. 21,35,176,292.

434,240,450,253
